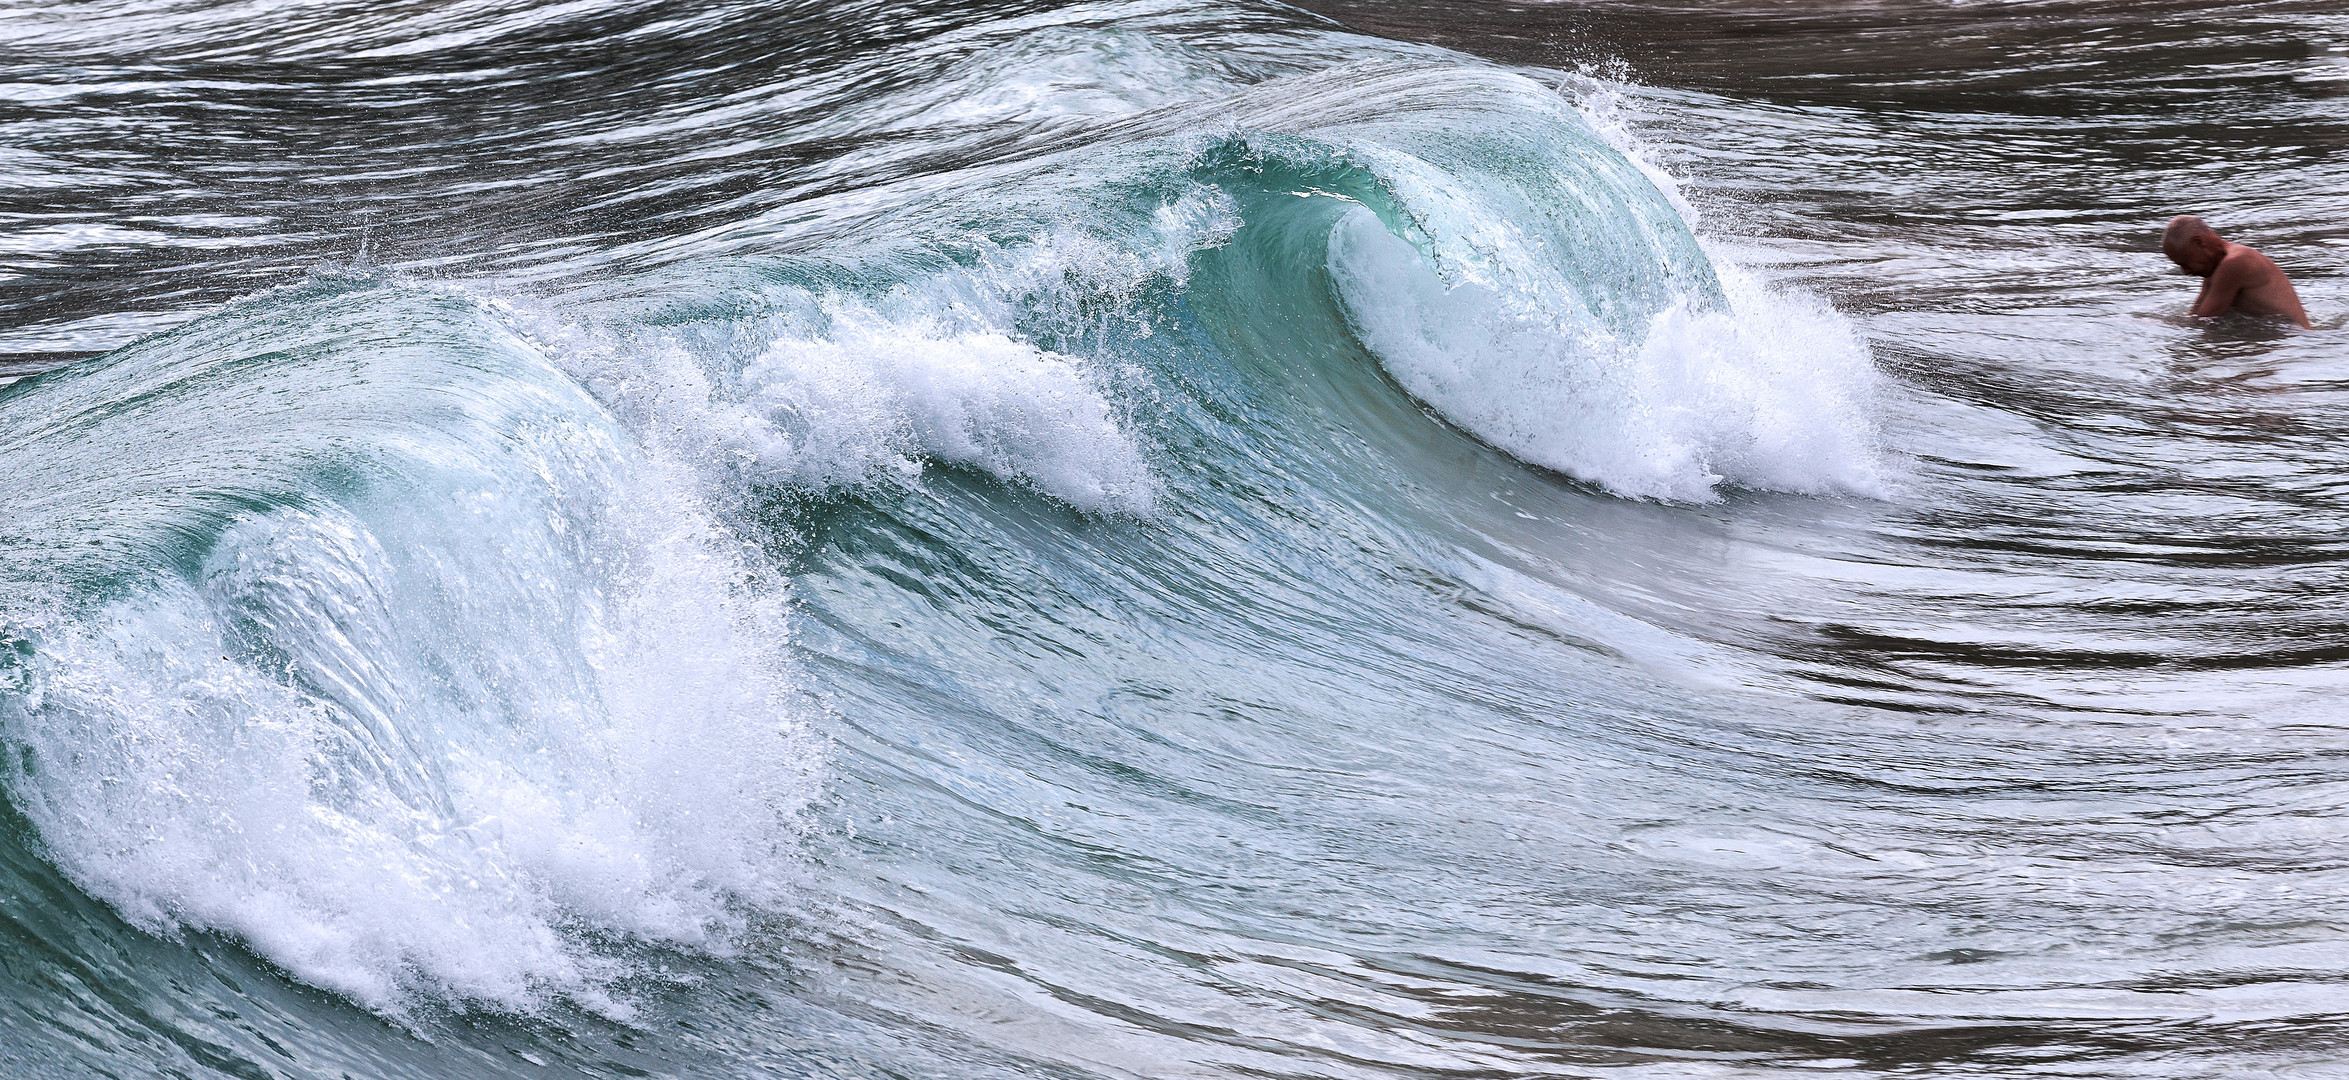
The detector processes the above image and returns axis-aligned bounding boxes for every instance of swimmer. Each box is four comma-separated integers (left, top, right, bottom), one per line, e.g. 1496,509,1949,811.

2162,215,2310,328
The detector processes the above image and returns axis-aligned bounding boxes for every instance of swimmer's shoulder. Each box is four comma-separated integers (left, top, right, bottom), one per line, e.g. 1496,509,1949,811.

2217,242,2286,282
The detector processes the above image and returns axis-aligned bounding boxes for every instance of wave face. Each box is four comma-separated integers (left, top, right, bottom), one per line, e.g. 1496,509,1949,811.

5,1,2347,1078
0,277,818,1020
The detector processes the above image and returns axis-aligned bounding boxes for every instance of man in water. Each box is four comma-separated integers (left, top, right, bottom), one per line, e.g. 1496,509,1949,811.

2162,215,2311,328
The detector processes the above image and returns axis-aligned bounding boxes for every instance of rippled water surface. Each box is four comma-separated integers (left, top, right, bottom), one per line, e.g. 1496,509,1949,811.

3,2,2347,1078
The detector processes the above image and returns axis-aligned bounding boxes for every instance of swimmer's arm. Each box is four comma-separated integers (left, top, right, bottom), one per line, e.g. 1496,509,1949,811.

2188,255,2254,318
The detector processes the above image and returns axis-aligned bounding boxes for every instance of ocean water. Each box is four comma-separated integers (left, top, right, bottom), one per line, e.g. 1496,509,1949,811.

1,1,2346,1077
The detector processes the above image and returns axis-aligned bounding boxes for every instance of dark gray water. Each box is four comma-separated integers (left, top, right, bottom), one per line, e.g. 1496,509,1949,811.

2,2,2346,1077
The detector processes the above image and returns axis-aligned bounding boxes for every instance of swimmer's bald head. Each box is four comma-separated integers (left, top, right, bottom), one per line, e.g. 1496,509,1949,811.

2163,215,2227,276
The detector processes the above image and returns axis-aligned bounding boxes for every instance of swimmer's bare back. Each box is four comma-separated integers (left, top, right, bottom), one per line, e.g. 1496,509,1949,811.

2162,215,2311,328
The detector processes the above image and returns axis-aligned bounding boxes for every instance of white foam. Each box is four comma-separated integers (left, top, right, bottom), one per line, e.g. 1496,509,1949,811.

541,307,1160,516
519,204,1232,516
729,318,1158,513
0,351,817,1018
1328,206,1881,502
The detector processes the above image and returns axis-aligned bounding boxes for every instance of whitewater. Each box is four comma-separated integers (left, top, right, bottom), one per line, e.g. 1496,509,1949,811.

2,1,2347,1078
